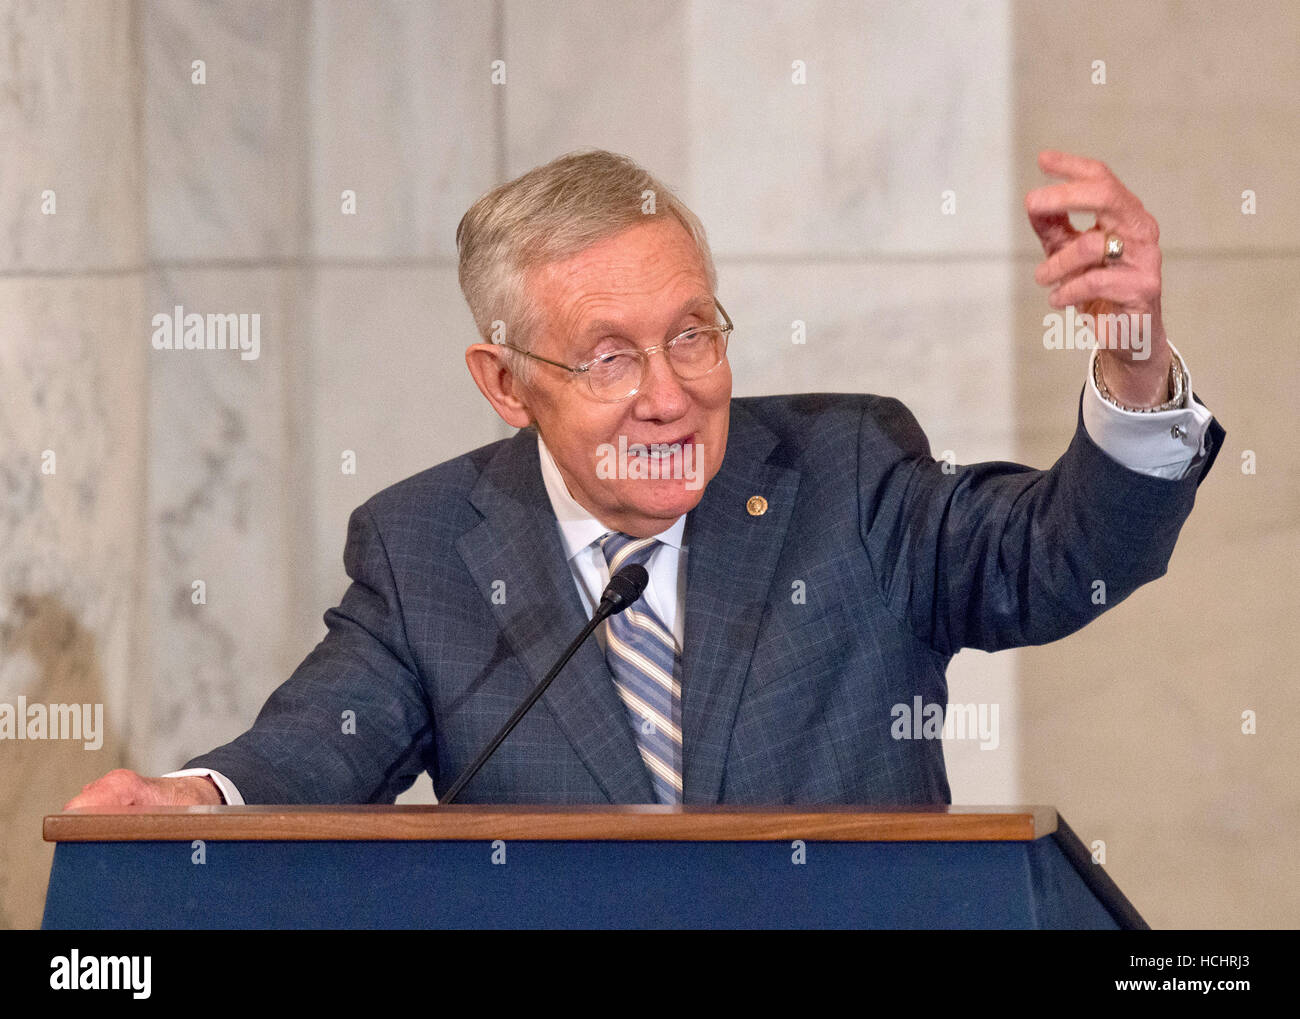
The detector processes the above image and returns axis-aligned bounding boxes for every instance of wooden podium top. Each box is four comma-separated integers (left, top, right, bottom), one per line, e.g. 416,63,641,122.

44,804,1057,843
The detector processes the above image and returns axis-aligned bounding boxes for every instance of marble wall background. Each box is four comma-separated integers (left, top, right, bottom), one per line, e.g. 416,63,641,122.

1,0,1293,929
1009,0,1300,929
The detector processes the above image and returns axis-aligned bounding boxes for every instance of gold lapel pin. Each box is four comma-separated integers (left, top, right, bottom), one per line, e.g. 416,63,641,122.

746,495,768,517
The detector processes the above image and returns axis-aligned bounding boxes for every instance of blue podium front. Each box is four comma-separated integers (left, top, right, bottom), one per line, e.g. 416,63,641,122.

41,805,1145,930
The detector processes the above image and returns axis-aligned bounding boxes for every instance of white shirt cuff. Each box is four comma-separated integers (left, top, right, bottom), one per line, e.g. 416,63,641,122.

1082,341,1214,480
162,768,245,805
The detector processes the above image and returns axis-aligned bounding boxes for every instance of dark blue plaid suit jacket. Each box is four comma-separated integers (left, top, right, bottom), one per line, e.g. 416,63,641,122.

187,392,1223,804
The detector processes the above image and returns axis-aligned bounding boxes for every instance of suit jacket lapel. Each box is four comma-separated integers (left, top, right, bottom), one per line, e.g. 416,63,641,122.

681,402,801,803
456,430,655,803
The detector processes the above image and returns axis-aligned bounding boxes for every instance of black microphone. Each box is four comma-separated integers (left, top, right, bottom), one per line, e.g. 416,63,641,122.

598,563,649,615
440,563,650,804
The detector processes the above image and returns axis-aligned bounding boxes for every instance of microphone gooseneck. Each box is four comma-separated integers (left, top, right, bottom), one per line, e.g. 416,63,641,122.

440,562,650,805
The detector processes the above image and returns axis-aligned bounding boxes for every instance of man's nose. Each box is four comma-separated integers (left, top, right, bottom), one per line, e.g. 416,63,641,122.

634,347,691,416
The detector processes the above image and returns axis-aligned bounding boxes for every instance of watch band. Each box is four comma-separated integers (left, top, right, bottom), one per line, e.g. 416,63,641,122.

1093,349,1186,413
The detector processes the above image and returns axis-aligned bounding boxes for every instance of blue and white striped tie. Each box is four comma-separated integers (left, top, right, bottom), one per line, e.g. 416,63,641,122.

599,532,683,804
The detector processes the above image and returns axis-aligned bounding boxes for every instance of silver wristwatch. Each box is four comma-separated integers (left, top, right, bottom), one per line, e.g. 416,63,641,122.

1093,350,1187,413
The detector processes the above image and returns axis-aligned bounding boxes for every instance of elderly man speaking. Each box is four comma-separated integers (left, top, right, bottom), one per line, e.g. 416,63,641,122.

69,148,1223,808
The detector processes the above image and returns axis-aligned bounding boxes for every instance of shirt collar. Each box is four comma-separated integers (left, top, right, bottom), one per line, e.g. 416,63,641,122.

536,432,687,561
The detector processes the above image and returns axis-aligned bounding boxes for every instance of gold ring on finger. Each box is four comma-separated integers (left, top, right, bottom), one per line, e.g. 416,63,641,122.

1102,232,1124,266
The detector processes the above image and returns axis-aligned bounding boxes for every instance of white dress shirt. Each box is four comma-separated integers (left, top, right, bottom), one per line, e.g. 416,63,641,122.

167,345,1211,804
1083,342,1213,479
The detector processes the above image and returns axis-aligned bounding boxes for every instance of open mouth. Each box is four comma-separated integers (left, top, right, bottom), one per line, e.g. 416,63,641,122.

595,433,703,489
640,433,694,457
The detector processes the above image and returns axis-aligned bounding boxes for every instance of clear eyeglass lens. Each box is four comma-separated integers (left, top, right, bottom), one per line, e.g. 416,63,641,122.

588,352,642,399
587,327,727,400
669,329,721,373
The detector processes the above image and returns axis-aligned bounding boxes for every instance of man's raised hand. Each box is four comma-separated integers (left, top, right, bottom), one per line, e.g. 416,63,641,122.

1027,149,1174,408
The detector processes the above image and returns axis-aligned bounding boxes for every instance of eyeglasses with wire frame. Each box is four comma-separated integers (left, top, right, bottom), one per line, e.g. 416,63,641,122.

497,299,734,403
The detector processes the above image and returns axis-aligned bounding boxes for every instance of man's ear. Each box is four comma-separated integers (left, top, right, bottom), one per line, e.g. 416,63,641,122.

465,343,534,429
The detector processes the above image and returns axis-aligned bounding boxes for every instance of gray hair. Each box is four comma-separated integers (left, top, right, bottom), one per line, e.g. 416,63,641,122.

456,149,717,382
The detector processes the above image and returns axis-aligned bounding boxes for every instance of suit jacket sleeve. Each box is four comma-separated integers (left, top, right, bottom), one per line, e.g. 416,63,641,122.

181,502,434,803
859,388,1225,657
